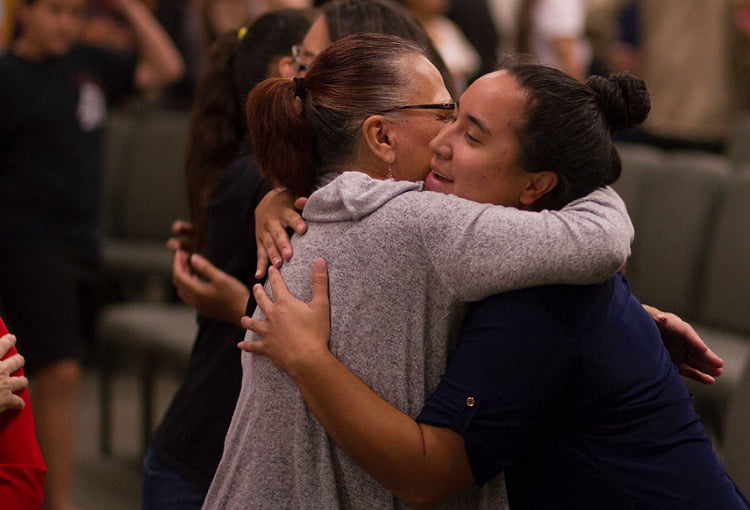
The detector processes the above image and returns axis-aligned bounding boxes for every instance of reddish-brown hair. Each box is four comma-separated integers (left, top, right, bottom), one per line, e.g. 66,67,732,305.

245,32,427,197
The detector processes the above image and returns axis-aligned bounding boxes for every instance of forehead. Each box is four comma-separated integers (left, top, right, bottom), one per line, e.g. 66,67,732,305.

403,54,452,103
461,71,527,132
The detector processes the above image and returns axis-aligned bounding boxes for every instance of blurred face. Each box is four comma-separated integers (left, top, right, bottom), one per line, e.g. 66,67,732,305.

425,71,532,207
388,54,454,182
16,0,86,58
294,15,329,76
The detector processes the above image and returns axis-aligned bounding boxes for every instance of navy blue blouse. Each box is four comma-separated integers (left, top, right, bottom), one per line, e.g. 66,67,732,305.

418,274,749,509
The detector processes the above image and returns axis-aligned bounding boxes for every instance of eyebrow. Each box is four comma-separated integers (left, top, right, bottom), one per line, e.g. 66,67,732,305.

467,113,491,136
455,100,491,136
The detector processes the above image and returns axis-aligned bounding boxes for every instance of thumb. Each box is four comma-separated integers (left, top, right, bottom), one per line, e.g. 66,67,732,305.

309,259,329,311
294,197,308,211
188,253,219,281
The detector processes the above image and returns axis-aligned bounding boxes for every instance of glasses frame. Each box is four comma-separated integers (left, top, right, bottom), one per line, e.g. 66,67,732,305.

383,103,456,113
292,44,317,72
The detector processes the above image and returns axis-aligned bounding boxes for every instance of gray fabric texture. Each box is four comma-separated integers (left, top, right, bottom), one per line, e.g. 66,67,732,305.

204,171,633,510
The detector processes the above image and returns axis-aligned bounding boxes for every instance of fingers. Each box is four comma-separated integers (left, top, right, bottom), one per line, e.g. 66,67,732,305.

293,197,308,216
172,250,193,287
284,207,307,235
0,393,26,412
309,259,329,310
256,245,270,279
238,339,265,354
166,237,181,252
238,316,269,354
679,366,716,385
188,253,219,281
259,227,284,271
0,333,16,357
1,353,25,376
266,266,292,300
253,282,275,317
171,219,193,235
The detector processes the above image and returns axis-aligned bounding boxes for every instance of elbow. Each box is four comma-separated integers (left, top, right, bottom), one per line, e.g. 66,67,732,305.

160,56,185,87
167,57,186,84
397,486,451,510
135,56,185,91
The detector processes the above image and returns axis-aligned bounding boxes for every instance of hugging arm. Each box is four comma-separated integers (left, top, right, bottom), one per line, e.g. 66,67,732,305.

254,190,308,278
239,262,473,508
239,263,724,506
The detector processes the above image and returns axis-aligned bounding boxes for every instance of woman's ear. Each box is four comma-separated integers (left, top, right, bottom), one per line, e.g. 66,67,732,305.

520,171,558,207
361,115,396,166
276,56,297,80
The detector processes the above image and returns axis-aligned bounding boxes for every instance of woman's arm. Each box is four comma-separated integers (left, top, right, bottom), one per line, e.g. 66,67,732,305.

113,0,184,90
239,261,473,508
419,185,634,301
239,261,725,506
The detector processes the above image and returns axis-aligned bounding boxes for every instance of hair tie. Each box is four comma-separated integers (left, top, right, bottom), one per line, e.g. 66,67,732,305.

294,77,307,101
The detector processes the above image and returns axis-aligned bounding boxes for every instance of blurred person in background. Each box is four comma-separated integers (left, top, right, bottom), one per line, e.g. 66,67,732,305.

586,0,750,153
0,0,182,506
395,0,480,91
446,0,501,81
142,9,317,509
489,0,591,81
634,0,750,153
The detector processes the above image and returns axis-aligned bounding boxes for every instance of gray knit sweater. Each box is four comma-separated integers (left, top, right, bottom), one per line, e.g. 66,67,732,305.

204,171,633,510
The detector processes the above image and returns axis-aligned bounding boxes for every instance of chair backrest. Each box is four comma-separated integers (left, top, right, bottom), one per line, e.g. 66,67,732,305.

699,170,750,333
726,114,750,168
624,151,730,318
613,142,666,227
115,108,190,241
723,355,750,496
101,109,138,237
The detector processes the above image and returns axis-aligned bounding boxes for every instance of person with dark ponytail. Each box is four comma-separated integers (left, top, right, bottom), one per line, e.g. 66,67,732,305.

233,49,747,509
140,9,318,510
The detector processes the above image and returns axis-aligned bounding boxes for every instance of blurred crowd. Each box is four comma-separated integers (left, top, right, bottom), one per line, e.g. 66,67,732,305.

4,0,750,152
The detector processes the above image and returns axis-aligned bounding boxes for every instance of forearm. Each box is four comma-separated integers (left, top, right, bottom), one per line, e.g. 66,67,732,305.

119,0,184,89
289,350,472,508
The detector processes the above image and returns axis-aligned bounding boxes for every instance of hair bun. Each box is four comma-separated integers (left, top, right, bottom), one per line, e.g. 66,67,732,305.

586,72,651,132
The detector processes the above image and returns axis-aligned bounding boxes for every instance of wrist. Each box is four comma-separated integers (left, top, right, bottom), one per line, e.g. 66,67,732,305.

287,344,336,382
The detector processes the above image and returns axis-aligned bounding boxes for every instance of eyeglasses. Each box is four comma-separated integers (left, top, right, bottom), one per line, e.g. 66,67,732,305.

383,103,456,113
292,45,317,72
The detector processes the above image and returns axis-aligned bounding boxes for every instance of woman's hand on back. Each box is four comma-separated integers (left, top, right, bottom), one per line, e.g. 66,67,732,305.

240,259,331,376
254,190,308,278
643,304,723,384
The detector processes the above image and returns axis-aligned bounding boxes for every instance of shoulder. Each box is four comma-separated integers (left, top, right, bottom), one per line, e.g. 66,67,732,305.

466,278,615,335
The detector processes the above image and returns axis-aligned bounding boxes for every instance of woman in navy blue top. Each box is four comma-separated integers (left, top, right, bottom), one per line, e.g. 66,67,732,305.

417,274,748,508
237,59,745,509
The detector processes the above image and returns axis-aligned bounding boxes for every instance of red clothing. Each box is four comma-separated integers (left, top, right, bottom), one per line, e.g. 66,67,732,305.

0,317,46,509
